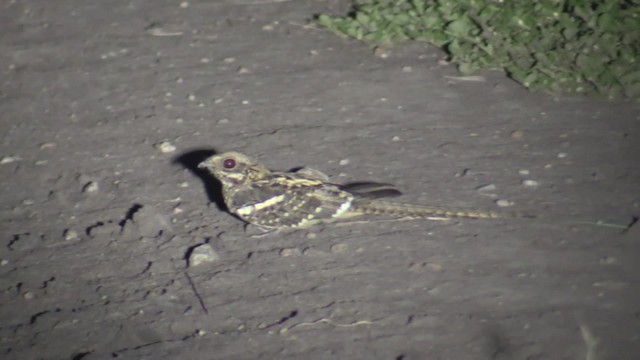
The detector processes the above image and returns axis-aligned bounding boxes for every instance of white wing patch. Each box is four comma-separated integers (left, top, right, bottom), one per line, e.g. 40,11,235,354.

332,198,353,218
237,194,286,216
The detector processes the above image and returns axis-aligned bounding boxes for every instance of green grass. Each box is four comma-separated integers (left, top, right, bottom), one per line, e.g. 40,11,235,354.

316,0,640,99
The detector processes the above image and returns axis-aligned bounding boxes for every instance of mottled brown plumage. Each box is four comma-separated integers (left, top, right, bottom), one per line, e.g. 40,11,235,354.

198,151,525,230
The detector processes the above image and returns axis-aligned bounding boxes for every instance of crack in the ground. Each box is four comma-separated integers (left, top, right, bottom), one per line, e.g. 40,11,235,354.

84,222,105,237
29,308,61,325
118,203,143,232
263,310,298,329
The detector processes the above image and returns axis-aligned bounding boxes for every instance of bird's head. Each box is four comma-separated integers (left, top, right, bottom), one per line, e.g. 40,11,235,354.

198,151,269,187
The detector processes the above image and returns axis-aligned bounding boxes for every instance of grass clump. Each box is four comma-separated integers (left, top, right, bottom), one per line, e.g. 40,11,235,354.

316,0,640,99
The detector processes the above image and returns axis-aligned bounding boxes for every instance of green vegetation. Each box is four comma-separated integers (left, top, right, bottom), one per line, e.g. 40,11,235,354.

316,0,640,99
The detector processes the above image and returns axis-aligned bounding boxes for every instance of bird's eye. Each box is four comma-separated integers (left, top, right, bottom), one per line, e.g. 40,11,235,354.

223,158,236,169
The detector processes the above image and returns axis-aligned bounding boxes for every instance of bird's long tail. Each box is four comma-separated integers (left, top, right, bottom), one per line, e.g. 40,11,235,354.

350,200,528,220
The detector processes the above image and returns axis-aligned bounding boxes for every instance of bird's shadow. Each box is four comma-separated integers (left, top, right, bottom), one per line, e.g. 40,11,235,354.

173,148,227,212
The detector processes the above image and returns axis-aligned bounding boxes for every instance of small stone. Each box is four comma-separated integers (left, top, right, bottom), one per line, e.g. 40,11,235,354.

426,263,442,272
518,169,530,176
223,57,236,64
401,66,413,72
0,259,8,266
187,94,196,101
392,136,401,141
331,243,349,254
196,329,206,336
237,67,250,74
306,232,317,239
178,182,189,188
510,130,524,139
476,184,496,192
23,291,34,300
179,1,189,8
82,181,99,193
496,199,513,207
522,179,539,187
155,141,176,153
262,24,275,31
309,49,319,56
200,58,210,64
22,199,35,206
372,46,389,58
189,244,219,267
280,248,301,257
339,159,350,166
218,118,229,124
63,229,79,241
1,156,21,164
599,256,617,265
302,248,325,257
241,100,250,105
557,152,568,158
39,142,56,149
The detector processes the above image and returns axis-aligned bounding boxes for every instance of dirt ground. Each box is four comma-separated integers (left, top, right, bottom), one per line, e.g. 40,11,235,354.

1,0,639,359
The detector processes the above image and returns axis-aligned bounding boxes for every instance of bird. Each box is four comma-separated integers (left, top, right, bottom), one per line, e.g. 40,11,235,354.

197,151,526,230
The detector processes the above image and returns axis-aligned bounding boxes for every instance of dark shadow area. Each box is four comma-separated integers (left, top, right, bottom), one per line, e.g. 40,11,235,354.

173,148,227,212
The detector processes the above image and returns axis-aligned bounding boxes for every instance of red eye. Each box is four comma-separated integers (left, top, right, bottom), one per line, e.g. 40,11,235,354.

223,158,236,169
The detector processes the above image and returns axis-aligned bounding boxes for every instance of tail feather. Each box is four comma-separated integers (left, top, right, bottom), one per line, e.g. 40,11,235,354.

350,200,525,219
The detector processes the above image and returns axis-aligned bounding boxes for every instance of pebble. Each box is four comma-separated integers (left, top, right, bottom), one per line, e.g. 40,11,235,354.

522,179,539,187
373,46,389,58
23,292,34,300
476,183,496,192
237,67,250,74
518,169,530,176
557,152,568,158
82,181,99,193
218,118,229,124
39,142,56,149
496,199,513,207
1,156,21,164
401,66,412,73
63,229,79,241
330,243,349,254
188,244,219,267
279,248,302,257
392,136,401,141
155,141,176,153
510,130,524,139
0,259,8,266
339,159,350,166
599,256,617,265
